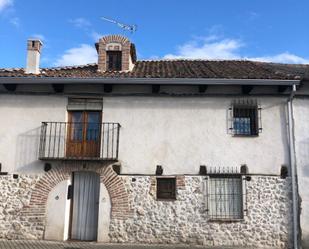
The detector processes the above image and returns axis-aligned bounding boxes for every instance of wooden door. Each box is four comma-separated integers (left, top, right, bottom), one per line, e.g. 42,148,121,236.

66,111,84,157
71,171,100,241
83,112,102,157
66,111,102,158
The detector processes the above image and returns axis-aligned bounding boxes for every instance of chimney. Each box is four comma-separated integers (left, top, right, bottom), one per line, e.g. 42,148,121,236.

26,39,43,74
96,35,136,72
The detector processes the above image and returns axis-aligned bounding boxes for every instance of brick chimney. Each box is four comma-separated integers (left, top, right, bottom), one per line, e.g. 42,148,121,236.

26,39,43,74
96,35,136,72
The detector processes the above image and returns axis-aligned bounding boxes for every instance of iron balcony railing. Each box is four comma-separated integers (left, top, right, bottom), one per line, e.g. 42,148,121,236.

39,122,121,161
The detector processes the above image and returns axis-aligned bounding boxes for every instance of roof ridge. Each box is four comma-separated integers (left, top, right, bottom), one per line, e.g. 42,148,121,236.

253,61,309,67
0,68,24,72
137,59,254,62
1,61,308,71
42,63,98,71
136,59,309,67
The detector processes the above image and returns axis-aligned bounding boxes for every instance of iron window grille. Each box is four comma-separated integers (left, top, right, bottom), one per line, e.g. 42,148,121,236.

228,99,262,136
156,178,176,200
204,167,247,221
106,51,122,71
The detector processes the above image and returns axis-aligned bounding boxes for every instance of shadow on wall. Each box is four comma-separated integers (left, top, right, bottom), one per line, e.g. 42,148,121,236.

279,104,290,170
14,126,43,173
302,231,309,249
299,138,309,177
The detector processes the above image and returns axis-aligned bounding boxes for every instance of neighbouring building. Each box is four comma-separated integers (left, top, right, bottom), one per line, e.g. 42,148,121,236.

0,35,308,248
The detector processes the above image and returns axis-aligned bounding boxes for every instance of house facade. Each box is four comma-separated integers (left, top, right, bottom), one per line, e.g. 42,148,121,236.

0,34,308,248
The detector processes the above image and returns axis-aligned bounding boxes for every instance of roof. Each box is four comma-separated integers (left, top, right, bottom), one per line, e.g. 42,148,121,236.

0,60,308,81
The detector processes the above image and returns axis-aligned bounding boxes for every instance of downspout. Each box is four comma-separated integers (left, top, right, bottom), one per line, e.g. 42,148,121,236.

287,83,299,249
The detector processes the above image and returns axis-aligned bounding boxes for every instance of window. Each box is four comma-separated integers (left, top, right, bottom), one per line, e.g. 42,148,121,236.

66,111,102,158
229,100,261,136
207,176,243,220
107,51,122,71
156,178,176,200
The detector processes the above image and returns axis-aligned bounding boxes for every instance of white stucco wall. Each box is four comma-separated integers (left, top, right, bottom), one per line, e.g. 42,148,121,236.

103,96,289,175
0,94,66,173
97,183,111,242
45,179,71,241
292,97,309,248
0,94,289,175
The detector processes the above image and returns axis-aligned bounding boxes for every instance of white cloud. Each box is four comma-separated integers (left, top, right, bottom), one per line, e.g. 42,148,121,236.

69,18,103,42
249,52,309,64
164,38,243,60
54,44,97,67
248,11,260,21
69,18,91,29
0,0,12,12
53,36,309,67
9,16,19,27
91,31,104,42
0,0,20,28
163,36,309,64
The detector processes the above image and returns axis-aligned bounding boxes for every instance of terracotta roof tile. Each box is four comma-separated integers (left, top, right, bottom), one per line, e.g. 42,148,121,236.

0,60,308,80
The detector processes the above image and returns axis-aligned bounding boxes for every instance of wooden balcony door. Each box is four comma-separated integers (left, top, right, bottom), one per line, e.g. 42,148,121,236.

66,111,102,158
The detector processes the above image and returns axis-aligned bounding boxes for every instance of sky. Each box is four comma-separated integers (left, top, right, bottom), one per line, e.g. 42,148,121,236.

0,0,308,68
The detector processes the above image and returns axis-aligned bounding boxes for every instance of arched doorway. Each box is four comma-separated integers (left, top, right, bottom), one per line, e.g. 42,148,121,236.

70,171,100,241
29,163,132,241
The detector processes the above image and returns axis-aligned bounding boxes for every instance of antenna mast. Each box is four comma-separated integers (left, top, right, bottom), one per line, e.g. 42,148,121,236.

101,17,137,33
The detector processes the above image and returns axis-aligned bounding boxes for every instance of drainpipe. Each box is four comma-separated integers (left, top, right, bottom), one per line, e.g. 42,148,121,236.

287,83,299,249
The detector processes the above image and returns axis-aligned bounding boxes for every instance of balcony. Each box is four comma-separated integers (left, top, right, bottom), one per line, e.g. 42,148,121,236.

39,122,121,161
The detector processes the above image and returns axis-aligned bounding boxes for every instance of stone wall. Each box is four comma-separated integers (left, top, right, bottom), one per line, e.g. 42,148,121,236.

0,174,41,239
0,172,293,247
109,175,293,248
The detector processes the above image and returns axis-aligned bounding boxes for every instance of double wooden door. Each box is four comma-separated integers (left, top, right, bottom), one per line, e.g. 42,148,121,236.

66,111,102,158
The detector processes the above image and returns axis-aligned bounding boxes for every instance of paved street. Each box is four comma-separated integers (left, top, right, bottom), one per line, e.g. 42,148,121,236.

0,240,250,249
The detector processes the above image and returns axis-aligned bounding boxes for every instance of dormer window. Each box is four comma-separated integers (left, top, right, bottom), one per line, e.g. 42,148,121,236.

96,35,136,72
107,51,122,71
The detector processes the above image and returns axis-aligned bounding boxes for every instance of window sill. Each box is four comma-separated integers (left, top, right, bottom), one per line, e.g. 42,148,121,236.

156,198,177,202
208,218,244,222
232,134,259,137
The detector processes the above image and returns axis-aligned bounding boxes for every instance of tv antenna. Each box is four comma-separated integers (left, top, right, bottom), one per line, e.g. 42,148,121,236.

101,17,137,33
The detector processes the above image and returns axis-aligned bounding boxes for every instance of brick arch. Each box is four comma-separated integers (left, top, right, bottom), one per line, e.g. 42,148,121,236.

99,35,131,46
21,162,132,239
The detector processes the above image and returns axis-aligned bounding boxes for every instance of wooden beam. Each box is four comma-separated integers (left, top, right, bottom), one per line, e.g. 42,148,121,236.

104,84,113,93
198,85,208,93
152,85,160,93
3,84,17,92
52,84,64,93
242,85,254,94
